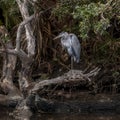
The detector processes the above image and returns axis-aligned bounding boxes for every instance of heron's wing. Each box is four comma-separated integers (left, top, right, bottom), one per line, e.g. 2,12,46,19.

67,46,75,57
69,34,81,62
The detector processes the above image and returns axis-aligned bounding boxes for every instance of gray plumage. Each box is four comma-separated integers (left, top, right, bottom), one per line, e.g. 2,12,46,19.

54,32,81,63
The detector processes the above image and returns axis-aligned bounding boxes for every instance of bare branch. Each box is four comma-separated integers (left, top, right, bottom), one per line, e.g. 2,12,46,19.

0,48,29,60
84,67,101,77
31,68,100,93
15,15,35,51
16,0,35,56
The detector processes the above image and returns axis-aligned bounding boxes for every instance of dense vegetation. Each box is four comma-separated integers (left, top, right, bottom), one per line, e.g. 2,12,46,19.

0,0,120,93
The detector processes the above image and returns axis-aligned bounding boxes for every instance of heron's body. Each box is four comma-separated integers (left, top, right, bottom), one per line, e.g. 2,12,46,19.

60,32,80,63
54,32,81,69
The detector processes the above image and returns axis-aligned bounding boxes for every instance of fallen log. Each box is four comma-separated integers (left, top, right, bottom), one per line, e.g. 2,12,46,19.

31,68,100,93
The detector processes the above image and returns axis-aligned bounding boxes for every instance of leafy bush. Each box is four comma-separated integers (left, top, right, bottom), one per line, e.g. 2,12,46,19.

0,0,21,29
53,0,120,40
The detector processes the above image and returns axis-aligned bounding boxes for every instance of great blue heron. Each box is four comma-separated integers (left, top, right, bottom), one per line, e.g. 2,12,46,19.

54,32,81,69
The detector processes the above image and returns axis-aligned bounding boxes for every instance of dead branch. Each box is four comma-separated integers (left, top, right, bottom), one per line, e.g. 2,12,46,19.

15,15,35,51
31,67,100,93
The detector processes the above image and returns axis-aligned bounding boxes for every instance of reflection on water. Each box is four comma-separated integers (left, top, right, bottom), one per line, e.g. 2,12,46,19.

0,107,14,120
31,113,120,120
1,107,120,120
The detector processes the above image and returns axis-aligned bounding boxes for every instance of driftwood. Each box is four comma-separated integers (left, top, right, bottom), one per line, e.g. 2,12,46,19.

31,68,100,93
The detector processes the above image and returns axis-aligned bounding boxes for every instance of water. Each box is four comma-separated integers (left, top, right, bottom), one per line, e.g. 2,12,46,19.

1,107,120,120
31,113,120,120
0,107,14,120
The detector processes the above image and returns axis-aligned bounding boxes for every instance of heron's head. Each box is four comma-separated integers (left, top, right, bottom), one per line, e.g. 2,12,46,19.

54,32,68,40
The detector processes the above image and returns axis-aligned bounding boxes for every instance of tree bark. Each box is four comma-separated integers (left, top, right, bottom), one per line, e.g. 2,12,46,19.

15,0,36,95
31,68,100,93
0,26,22,97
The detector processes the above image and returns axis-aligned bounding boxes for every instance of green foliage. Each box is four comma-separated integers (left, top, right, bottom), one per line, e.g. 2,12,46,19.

93,18,110,35
53,0,120,40
72,3,110,38
2,34,10,43
0,0,21,29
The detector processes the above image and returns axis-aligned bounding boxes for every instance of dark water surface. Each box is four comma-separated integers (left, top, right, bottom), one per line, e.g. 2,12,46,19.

1,107,120,120
31,113,120,120
0,107,14,120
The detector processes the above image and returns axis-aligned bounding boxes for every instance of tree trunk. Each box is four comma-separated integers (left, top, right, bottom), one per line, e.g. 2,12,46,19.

0,26,22,97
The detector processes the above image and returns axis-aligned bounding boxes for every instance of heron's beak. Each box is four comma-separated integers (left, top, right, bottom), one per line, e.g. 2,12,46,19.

53,35,62,40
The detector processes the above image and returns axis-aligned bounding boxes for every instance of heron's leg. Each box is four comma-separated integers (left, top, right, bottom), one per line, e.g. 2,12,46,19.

71,57,74,70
